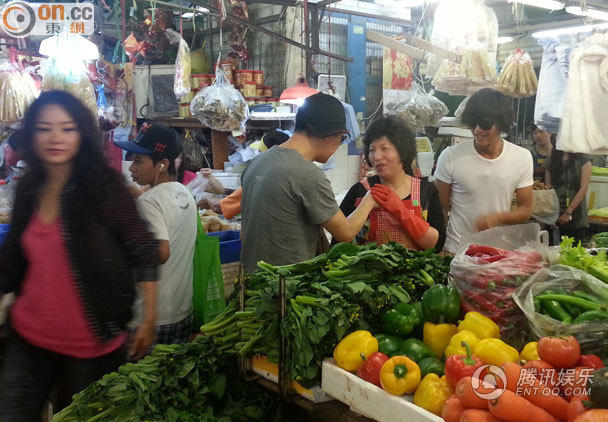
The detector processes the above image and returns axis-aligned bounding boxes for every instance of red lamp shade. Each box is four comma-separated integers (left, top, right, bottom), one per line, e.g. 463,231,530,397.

279,77,319,105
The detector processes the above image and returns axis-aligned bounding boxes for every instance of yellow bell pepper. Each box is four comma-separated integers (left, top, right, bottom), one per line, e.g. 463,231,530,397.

333,330,378,372
423,322,458,358
379,356,421,395
457,311,500,340
413,374,454,416
520,341,539,362
445,330,480,358
473,338,519,366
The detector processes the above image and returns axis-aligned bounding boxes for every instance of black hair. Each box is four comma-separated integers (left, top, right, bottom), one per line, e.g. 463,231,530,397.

8,128,23,150
151,153,177,177
363,115,417,176
294,120,315,138
547,134,585,187
18,91,120,204
262,130,290,149
460,88,514,133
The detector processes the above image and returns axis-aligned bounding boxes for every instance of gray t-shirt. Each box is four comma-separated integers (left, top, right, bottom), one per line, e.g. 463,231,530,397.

240,147,340,273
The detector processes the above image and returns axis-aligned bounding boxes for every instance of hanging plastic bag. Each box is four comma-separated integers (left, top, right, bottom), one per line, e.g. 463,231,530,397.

166,29,191,99
97,84,119,131
513,265,608,357
192,215,226,326
0,60,39,125
190,67,249,133
450,223,549,349
498,49,538,98
531,189,560,226
182,130,205,171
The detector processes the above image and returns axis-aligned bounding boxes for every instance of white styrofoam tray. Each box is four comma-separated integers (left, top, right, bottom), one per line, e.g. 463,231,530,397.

322,359,442,422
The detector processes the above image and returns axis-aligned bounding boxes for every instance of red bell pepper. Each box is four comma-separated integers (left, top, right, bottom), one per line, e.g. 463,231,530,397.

576,354,604,370
356,352,389,387
445,341,484,388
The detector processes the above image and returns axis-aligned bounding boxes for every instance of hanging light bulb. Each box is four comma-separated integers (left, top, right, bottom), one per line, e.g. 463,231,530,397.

279,77,319,106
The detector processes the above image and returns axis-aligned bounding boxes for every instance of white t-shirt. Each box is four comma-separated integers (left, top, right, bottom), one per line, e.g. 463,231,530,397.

132,182,197,326
434,140,533,253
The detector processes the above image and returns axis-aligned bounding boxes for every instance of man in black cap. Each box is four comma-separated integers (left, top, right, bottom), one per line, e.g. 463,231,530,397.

240,93,377,273
115,123,197,357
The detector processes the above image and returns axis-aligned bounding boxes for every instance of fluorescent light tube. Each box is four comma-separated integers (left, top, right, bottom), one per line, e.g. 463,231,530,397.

566,5,608,21
507,0,564,11
497,36,515,44
181,6,208,18
532,22,608,38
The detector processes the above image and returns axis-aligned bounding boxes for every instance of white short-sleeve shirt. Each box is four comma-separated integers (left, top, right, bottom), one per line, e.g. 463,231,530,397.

435,140,533,253
132,182,197,326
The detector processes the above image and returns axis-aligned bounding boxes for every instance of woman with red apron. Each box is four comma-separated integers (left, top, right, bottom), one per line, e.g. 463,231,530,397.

340,116,445,251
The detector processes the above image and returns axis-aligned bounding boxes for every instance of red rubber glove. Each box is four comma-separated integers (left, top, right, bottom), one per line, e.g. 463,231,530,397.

371,184,429,241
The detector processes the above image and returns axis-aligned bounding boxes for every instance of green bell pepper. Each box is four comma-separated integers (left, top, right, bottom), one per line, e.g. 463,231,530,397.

381,303,422,337
398,338,436,362
418,356,445,378
421,284,461,324
374,334,403,357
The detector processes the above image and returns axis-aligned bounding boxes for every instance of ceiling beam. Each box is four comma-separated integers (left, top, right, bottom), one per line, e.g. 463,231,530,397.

188,0,354,62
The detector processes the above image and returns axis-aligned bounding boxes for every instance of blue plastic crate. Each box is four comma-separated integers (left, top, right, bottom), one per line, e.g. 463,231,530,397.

0,224,9,247
207,230,241,264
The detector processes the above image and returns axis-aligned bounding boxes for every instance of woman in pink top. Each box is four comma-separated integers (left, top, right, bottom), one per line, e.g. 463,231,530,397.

0,91,159,420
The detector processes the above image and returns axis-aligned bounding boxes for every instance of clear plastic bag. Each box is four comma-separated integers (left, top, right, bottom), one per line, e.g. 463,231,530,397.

190,68,249,133
187,172,211,204
451,223,549,349
498,49,538,98
96,84,119,131
0,66,39,125
40,58,96,114
0,184,15,224
166,29,191,99
513,265,608,357
531,189,560,226
385,84,448,131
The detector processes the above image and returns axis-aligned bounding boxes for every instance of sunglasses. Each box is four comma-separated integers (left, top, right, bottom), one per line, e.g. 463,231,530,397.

468,119,496,131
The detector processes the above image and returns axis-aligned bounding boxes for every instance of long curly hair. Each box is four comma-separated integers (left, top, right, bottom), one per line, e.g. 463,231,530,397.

17,90,123,215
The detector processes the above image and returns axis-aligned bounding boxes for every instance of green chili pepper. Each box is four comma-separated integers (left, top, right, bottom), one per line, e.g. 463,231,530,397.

572,310,608,324
535,294,604,312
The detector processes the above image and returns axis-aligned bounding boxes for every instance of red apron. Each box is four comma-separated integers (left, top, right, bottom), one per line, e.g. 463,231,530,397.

356,178,424,250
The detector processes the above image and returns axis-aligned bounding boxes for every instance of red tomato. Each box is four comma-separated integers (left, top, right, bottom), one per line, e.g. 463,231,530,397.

537,336,581,369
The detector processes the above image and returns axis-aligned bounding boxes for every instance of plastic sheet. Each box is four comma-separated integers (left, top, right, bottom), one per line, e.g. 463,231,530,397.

190,68,249,132
450,223,549,349
513,265,608,358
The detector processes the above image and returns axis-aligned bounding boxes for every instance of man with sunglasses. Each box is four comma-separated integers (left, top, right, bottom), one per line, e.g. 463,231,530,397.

434,88,533,254
240,93,376,273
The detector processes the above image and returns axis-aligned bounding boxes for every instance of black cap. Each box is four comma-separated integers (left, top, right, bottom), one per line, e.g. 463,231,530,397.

295,93,347,138
114,123,182,160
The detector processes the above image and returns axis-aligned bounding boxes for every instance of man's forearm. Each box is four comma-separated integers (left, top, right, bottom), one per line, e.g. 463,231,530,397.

496,206,532,225
139,281,157,324
344,198,375,240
